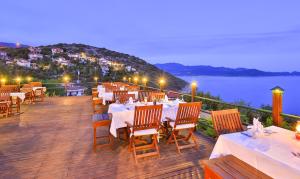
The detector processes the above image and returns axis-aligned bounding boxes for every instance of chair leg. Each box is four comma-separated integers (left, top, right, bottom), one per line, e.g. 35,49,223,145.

191,131,199,150
93,127,97,151
153,134,160,158
167,131,174,144
128,136,133,152
132,137,138,164
173,133,181,153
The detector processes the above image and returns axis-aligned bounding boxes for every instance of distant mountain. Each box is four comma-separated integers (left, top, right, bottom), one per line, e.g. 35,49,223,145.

0,42,29,48
155,63,300,77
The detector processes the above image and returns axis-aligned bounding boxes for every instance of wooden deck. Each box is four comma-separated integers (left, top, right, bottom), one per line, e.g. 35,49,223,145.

0,96,214,178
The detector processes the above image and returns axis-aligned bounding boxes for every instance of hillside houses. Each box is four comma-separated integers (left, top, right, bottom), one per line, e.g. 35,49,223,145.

0,51,8,60
53,57,70,66
16,59,31,68
51,48,64,55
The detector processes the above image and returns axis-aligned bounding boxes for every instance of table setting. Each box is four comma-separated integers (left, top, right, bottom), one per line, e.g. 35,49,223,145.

210,118,300,179
108,96,185,137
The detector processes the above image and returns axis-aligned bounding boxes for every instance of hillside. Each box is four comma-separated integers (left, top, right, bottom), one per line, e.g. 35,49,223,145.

155,63,300,77
0,43,187,90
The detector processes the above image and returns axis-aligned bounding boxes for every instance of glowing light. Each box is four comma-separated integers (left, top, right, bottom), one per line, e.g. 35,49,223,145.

159,78,165,85
271,86,284,94
15,77,21,82
142,77,148,83
134,77,139,83
191,81,197,87
296,121,300,133
16,42,21,48
123,76,127,81
94,76,98,81
27,76,32,82
0,78,6,84
63,75,70,83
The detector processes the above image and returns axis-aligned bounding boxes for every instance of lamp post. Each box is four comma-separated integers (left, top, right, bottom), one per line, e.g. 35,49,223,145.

159,78,165,91
134,77,139,85
15,77,21,88
123,76,127,83
94,76,98,86
63,75,70,95
271,86,284,126
27,76,32,83
128,77,132,84
191,82,197,102
0,78,6,87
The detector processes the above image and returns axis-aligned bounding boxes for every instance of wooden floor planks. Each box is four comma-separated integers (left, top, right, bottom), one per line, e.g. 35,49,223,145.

0,96,214,179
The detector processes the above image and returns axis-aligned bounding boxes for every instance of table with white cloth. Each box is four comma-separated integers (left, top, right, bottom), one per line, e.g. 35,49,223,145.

108,101,183,137
210,126,300,179
10,92,26,102
32,87,46,92
97,85,138,102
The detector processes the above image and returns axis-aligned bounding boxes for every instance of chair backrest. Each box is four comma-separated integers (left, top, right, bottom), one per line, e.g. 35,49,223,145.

211,109,243,136
118,94,135,104
105,85,118,92
113,90,128,101
138,90,153,102
174,102,202,127
0,90,11,101
167,91,181,100
1,85,19,92
150,92,165,102
126,85,140,92
34,88,44,96
22,84,33,88
133,104,163,133
30,82,42,87
92,91,99,98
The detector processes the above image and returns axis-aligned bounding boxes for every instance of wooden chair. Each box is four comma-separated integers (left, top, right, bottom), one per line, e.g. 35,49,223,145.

138,90,152,102
126,104,163,163
92,98,105,114
149,92,165,102
211,109,244,136
0,101,10,118
118,94,135,104
21,88,34,104
92,112,113,151
166,102,202,153
1,85,19,92
113,90,128,102
34,88,45,102
92,91,99,98
203,155,272,179
126,85,140,92
29,81,42,87
167,91,180,100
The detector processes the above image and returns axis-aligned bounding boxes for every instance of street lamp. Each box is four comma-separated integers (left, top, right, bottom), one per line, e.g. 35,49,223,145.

128,77,132,83
94,76,98,86
191,81,197,102
134,77,139,85
63,75,70,93
123,76,127,82
0,78,6,86
142,77,148,86
27,76,32,83
15,77,21,87
159,78,166,91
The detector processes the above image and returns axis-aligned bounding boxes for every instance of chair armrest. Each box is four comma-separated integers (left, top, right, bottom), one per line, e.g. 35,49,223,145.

125,121,133,127
166,117,175,122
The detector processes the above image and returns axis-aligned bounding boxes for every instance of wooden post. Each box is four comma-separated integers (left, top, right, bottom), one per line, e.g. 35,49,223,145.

271,86,284,126
191,82,197,102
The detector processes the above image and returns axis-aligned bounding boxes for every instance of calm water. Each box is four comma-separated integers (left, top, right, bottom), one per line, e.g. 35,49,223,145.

179,76,300,115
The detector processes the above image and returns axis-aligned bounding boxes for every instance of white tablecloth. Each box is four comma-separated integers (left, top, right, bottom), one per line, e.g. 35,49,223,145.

32,87,46,92
108,101,182,137
97,86,138,101
10,92,26,102
210,126,300,179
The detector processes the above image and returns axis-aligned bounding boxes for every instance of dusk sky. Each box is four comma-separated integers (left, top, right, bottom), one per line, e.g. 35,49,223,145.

1,0,300,71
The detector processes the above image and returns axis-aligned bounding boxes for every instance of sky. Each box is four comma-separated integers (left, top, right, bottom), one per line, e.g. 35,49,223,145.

1,0,300,71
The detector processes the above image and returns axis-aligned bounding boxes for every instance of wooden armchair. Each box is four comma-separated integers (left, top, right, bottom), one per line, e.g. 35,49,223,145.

1,85,19,92
211,109,244,136
0,101,10,118
113,90,128,102
34,88,45,102
166,102,202,153
138,90,152,102
20,88,34,104
149,92,165,102
92,98,105,114
126,104,163,163
29,82,42,87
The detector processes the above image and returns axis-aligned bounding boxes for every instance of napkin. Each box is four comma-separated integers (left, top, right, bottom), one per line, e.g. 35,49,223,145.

128,97,134,104
252,118,264,136
164,95,169,102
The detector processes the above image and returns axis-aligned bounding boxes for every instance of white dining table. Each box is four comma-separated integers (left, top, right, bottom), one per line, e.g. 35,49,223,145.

97,85,138,102
32,87,47,92
108,101,183,137
10,92,26,102
210,126,300,179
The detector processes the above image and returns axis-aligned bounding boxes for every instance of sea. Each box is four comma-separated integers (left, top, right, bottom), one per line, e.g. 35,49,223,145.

178,76,300,115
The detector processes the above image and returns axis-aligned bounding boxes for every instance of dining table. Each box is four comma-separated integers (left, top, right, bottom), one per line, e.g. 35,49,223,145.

108,100,184,137
210,125,300,179
10,92,26,102
97,85,139,103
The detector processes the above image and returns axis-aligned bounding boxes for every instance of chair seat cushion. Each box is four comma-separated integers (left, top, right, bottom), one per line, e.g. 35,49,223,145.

170,122,195,129
92,113,112,122
130,128,158,137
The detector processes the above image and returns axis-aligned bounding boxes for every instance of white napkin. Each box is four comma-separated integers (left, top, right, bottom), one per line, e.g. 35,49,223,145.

164,95,169,102
129,97,134,104
252,118,264,136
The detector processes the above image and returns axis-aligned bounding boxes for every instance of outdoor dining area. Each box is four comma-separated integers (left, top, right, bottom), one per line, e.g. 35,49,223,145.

1,79,300,178
0,78,46,118
91,81,300,179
